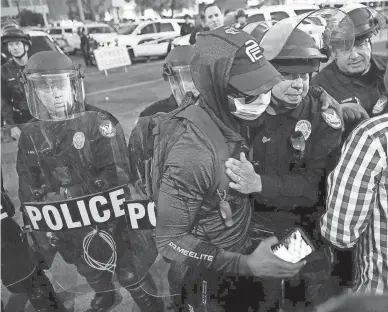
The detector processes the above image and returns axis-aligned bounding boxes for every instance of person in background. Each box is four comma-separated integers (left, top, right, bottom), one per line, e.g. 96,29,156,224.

1,28,33,140
235,9,248,29
204,3,225,31
311,4,387,139
138,45,198,118
189,14,209,45
180,14,194,36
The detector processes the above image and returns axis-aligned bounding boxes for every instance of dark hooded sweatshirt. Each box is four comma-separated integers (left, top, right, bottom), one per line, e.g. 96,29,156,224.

155,27,256,275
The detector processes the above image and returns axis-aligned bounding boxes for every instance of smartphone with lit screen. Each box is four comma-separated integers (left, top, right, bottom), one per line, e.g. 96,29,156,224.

271,227,315,263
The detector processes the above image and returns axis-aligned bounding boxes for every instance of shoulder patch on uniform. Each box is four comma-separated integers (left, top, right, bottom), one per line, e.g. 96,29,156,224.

295,120,312,140
372,95,387,115
99,120,116,138
321,108,342,129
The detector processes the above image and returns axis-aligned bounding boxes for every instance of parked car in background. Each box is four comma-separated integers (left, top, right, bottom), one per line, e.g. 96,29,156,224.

24,29,63,56
117,19,180,60
47,26,81,54
246,4,319,23
83,22,121,47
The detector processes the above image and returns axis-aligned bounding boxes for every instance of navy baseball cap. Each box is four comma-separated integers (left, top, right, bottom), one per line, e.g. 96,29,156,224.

229,44,284,96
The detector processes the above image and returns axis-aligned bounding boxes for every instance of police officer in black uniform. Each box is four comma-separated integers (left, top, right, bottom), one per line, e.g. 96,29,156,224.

312,4,387,139
16,51,163,312
1,175,66,312
139,45,199,118
225,12,350,310
1,28,33,139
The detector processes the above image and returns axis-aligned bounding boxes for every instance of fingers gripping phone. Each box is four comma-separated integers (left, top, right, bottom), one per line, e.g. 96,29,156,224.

271,228,315,263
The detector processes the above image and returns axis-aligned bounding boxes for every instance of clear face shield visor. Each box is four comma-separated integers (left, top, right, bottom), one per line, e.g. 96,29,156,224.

163,64,199,105
22,69,85,121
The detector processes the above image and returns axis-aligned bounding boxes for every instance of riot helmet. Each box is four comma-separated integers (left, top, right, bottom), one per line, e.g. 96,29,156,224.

163,45,199,104
1,28,32,59
21,51,85,121
335,5,385,75
243,20,276,44
260,8,356,66
341,4,385,41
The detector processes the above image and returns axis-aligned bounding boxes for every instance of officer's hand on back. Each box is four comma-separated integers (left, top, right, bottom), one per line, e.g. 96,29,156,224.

341,102,370,122
242,236,306,278
10,126,21,140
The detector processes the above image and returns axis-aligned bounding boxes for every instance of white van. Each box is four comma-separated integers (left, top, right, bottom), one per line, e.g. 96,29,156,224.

47,27,81,54
246,4,320,23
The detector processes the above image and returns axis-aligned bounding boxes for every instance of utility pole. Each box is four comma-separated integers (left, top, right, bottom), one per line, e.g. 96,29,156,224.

77,0,85,21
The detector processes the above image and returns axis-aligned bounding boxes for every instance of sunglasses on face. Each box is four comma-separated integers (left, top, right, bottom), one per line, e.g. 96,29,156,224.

227,85,260,104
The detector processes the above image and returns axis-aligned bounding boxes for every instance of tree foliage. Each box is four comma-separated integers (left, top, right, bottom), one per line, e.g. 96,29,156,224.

67,0,112,21
18,10,45,27
131,0,195,14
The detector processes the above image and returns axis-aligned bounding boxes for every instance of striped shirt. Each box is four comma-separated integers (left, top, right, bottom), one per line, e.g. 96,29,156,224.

321,113,388,294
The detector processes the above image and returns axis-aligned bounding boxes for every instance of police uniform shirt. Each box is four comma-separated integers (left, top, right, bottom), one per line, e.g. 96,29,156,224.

312,55,387,131
1,59,31,125
249,94,342,234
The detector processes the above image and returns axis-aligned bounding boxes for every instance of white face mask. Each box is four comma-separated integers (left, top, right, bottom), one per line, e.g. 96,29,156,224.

231,91,271,120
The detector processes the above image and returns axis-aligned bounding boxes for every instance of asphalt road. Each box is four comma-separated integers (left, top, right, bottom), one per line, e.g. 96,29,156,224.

78,56,171,138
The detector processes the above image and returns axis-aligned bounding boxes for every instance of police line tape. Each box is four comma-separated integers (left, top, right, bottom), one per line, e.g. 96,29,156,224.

22,185,156,232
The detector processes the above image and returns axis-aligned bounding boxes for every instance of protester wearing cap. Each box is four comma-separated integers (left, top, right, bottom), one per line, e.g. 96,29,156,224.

312,4,387,140
225,18,343,310
154,26,306,312
1,28,33,140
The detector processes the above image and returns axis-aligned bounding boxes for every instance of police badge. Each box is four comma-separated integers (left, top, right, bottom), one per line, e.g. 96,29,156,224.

295,120,312,140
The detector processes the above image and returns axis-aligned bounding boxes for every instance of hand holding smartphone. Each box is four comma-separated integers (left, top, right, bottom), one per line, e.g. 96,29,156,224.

271,227,315,264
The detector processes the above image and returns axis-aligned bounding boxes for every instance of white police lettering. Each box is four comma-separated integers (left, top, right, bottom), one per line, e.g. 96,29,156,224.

60,203,82,228
225,27,240,35
126,203,146,229
147,202,156,227
42,205,63,231
24,205,42,229
245,39,263,63
23,188,157,231
89,195,110,223
76,200,92,226
109,188,126,218
0,204,8,220
168,242,214,262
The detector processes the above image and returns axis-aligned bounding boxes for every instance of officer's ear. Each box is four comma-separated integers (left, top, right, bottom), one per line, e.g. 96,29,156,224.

24,43,30,52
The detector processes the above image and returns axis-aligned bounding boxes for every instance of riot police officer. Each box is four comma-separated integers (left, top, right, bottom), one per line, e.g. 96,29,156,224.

1,28,33,139
312,4,387,138
139,45,199,117
16,51,162,312
1,175,66,312
226,10,351,310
